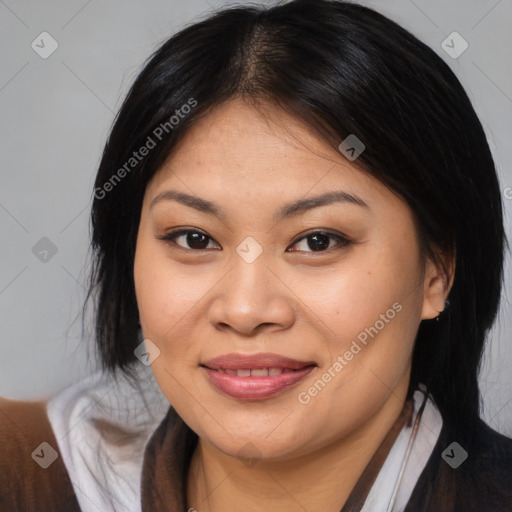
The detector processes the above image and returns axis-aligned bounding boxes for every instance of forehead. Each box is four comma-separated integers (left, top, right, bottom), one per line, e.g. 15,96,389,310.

145,98,404,215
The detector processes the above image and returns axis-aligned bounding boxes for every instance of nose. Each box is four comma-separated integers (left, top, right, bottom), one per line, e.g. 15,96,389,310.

207,254,295,337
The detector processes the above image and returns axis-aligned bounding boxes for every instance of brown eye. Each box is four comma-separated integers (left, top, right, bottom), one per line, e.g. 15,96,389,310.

288,231,351,253
157,228,351,254
158,230,220,250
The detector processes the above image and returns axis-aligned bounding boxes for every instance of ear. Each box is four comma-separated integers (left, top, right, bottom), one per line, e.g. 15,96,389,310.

420,251,455,320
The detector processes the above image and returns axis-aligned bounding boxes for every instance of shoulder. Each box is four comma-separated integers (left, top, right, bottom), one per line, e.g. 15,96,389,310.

44,366,171,510
0,395,80,512
407,415,512,511
459,417,512,499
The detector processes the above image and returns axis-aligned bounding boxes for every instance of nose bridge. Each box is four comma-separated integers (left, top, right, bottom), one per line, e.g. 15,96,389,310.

227,245,276,307
208,243,294,333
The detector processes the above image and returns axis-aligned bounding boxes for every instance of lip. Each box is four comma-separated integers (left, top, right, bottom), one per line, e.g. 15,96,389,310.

202,352,316,370
201,352,317,400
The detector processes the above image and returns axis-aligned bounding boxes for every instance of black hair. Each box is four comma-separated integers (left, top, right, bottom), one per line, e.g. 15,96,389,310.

84,0,507,428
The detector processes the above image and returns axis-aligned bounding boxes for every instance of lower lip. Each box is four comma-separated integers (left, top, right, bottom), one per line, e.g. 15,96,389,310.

202,366,316,400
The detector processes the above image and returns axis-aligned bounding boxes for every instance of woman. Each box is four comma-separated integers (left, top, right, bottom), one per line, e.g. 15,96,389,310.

1,0,511,510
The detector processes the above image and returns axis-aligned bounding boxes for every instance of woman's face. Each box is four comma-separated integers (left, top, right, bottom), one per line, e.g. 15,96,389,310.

134,98,446,461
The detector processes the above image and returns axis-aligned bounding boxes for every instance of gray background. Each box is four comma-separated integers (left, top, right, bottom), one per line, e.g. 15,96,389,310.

1,0,511,435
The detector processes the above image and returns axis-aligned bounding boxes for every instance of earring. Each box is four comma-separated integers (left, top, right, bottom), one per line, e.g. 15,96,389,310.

436,300,450,322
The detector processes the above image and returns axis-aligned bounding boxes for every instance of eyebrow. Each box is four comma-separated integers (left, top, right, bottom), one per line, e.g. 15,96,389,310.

150,189,369,221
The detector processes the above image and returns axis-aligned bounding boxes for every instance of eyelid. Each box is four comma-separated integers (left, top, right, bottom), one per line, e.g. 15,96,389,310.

287,229,351,252
157,227,352,253
156,228,220,251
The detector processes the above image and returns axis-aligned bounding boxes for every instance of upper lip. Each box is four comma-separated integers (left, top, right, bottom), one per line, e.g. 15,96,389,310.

202,352,317,370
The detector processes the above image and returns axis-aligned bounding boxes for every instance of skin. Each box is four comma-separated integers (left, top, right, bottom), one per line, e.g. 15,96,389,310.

133,98,453,512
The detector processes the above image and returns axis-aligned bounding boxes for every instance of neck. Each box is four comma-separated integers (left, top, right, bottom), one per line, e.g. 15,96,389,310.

186,377,410,512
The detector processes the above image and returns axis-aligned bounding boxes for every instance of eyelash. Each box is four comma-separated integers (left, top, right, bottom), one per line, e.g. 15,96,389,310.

156,228,351,254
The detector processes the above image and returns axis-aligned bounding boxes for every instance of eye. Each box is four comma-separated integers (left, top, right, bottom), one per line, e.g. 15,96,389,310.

157,228,351,253
287,230,351,253
157,229,220,251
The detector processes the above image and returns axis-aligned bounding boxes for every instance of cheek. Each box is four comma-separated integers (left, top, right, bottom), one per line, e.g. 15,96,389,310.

298,247,420,337
133,238,206,338
313,236,423,369
133,244,209,402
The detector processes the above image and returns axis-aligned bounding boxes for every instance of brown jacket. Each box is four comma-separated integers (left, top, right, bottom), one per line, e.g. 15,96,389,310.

0,396,81,511
1,395,511,511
